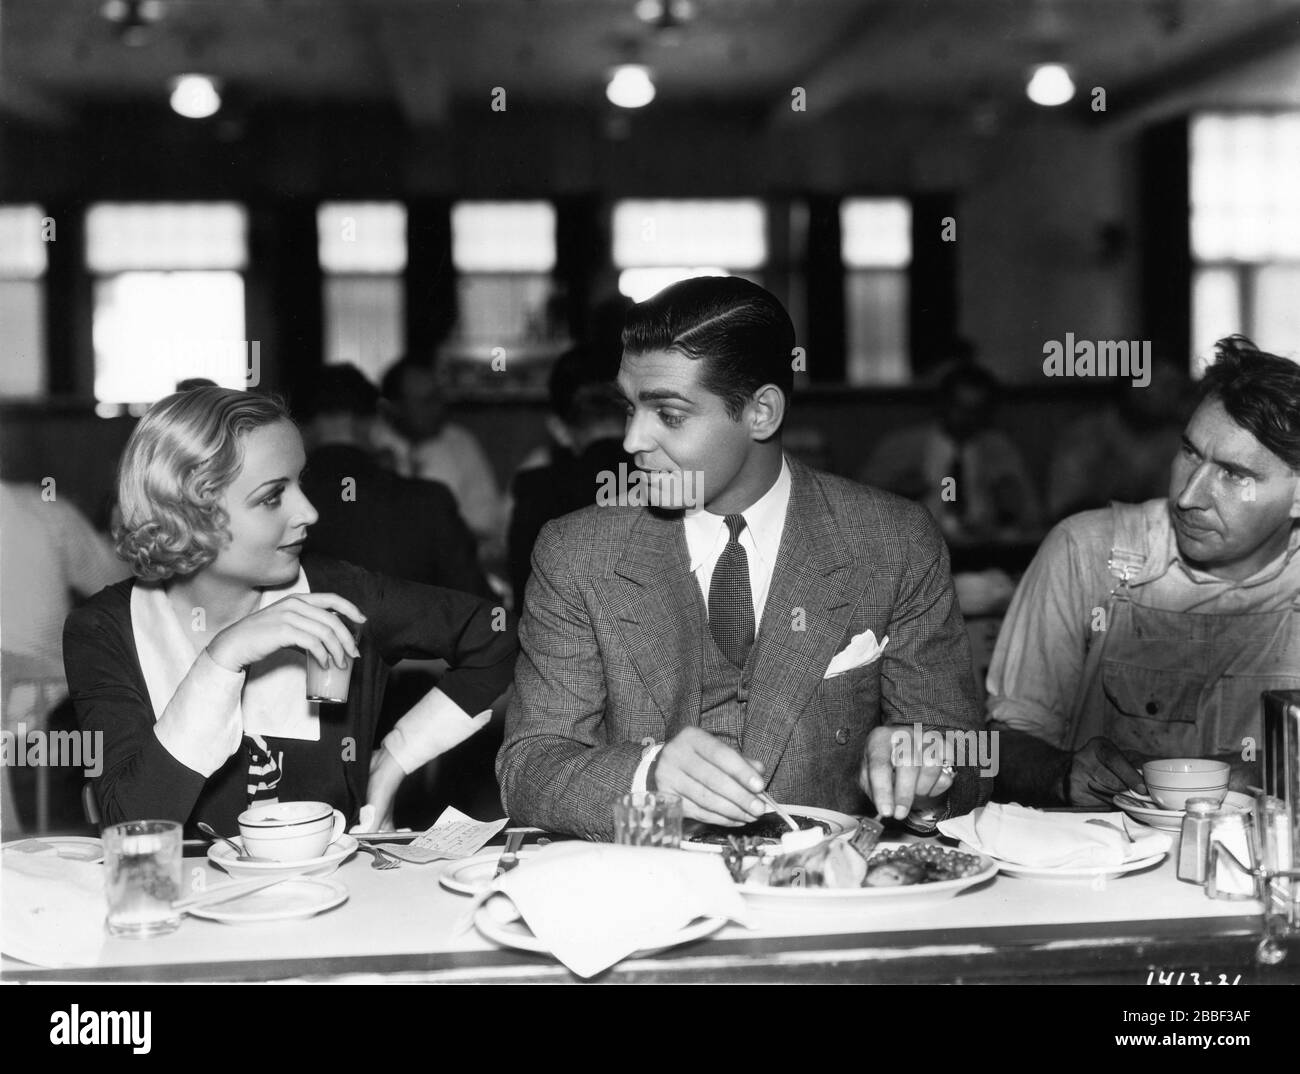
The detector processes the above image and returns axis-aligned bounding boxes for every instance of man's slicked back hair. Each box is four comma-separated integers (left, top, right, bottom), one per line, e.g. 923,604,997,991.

621,276,795,422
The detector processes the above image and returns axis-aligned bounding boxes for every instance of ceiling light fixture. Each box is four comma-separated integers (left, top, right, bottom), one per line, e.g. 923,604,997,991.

634,0,694,24
1025,62,1075,107
169,74,222,119
101,0,166,47
606,64,655,109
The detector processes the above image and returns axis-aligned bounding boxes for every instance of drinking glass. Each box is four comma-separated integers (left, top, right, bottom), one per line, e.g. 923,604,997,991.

613,792,683,848
305,615,361,703
103,820,182,938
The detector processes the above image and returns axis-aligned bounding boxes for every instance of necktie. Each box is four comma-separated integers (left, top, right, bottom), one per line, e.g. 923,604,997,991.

708,514,755,667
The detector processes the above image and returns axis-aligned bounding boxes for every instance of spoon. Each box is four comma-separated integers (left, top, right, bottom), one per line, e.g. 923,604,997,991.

197,822,275,863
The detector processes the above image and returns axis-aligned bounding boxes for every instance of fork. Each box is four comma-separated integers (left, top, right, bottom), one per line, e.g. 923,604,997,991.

756,791,800,832
355,843,400,870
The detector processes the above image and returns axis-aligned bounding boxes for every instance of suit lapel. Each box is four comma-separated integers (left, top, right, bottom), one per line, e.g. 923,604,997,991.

604,509,703,738
743,462,857,774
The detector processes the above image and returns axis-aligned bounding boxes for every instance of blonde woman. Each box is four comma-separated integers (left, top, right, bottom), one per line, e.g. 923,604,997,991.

64,387,516,835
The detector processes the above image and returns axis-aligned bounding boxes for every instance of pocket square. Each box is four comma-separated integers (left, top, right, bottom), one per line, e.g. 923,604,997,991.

823,630,889,678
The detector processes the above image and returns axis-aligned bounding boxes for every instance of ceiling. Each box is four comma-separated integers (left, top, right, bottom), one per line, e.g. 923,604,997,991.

4,0,1300,127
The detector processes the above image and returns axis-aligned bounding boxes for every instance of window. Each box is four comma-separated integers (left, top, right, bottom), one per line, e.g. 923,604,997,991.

449,201,558,350
841,198,911,385
1190,113,1300,373
318,202,406,386
611,199,766,302
86,203,248,405
0,205,49,397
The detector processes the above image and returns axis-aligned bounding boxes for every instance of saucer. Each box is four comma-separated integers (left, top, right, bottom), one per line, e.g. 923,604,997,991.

439,847,541,897
1,836,104,864
207,833,358,879
186,877,348,923
966,845,1166,881
1114,790,1252,833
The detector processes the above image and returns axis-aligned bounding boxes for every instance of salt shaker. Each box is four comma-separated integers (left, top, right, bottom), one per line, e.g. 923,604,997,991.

1205,810,1258,900
1176,796,1219,884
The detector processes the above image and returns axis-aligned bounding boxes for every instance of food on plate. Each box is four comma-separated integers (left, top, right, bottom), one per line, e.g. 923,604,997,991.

744,841,986,890
685,812,831,847
865,845,986,885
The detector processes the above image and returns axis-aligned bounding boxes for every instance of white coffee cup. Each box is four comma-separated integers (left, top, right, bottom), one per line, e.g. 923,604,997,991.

237,801,346,862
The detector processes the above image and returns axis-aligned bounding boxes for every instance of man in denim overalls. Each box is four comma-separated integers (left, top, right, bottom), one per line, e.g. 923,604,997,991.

988,337,1300,806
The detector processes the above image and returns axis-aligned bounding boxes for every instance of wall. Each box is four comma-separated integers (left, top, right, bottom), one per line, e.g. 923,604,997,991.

2,101,1145,388
1,381,1119,536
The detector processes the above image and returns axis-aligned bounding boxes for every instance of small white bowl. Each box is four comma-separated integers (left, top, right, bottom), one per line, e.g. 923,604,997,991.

1142,759,1229,811
238,801,345,862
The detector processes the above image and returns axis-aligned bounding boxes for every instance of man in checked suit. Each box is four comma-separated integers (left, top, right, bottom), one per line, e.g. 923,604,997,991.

497,277,989,840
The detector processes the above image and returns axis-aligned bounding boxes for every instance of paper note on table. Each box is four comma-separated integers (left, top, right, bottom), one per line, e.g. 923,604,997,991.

375,807,509,864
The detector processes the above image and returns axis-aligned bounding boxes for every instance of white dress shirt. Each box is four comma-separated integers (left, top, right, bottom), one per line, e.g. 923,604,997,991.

633,457,793,790
135,568,487,779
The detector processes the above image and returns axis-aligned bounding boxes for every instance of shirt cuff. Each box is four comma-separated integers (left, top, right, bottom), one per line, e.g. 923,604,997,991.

152,649,246,778
631,742,664,793
381,687,492,775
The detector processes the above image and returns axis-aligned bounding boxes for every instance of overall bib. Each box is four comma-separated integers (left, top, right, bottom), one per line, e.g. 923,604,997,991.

1065,503,1300,758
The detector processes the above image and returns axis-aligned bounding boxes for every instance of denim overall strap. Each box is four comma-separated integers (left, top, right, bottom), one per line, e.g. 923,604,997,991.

1068,505,1300,755
1063,502,1146,748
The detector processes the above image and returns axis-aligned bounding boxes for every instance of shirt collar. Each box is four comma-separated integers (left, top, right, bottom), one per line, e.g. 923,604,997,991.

132,568,320,740
683,456,792,572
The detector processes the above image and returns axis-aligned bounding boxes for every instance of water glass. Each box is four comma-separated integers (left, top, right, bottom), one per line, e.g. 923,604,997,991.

305,615,361,703
613,792,683,848
103,820,183,938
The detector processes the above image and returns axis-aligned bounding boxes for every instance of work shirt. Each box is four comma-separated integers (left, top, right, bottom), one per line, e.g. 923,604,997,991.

987,499,1300,754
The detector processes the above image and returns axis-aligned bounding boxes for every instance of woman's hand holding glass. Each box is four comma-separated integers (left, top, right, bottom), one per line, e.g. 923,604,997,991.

207,593,366,673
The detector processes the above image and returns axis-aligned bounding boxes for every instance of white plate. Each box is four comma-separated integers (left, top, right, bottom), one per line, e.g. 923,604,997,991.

1,836,104,863
737,841,997,911
186,877,348,923
680,805,858,854
206,833,357,879
473,903,725,959
1114,790,1253,833
438,847,542,897
959,840,1167,880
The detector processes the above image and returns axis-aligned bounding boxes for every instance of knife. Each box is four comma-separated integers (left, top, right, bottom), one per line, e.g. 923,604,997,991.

171,871,310,912
492,828,526,879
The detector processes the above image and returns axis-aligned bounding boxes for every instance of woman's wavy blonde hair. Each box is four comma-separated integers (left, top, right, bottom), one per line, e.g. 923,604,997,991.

114,387,292,581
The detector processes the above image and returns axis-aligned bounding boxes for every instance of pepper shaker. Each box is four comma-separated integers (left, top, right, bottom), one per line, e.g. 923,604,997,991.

1176,796,1219,884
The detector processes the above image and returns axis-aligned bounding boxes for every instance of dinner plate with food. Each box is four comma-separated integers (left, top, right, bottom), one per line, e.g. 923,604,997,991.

681,805,857,854
732,833,996,911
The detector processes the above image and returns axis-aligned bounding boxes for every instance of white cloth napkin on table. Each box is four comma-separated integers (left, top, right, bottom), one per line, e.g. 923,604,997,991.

2,849,107,968
471,842,750,979
937,803,1170,868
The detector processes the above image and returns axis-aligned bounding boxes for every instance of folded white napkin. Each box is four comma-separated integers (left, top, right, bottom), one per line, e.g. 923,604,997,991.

474,842,750,978
937,803,1170,869
824,629,888,678
2,849,107,967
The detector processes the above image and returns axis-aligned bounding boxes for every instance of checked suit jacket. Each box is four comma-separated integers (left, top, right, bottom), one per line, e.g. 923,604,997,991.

496,457,989,840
